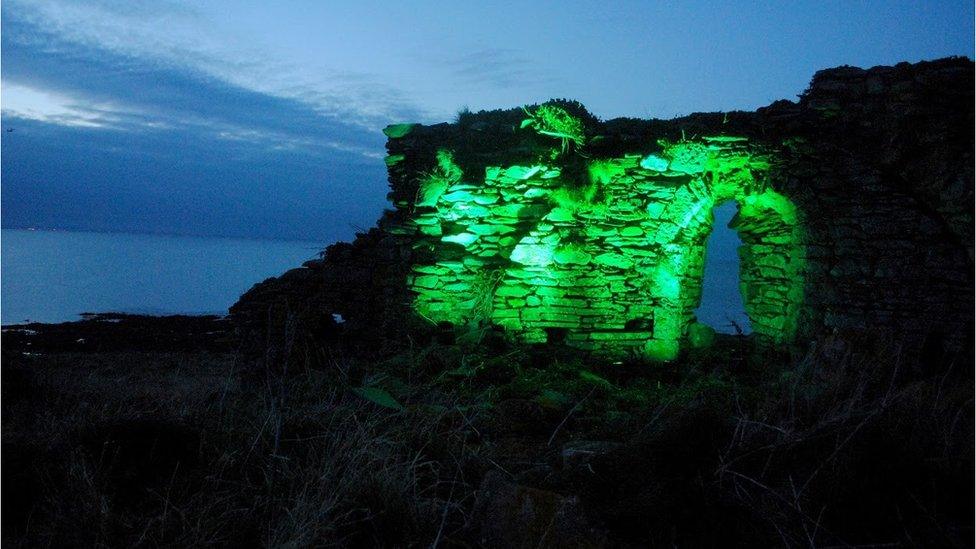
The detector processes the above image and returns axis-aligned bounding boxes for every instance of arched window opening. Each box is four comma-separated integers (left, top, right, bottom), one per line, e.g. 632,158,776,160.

696,201,751,335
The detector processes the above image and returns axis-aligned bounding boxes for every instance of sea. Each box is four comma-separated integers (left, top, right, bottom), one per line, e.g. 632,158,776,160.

1,229,325,325
1,227,751,334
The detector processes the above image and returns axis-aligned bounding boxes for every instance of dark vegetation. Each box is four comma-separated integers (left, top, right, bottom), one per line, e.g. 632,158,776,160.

3,317,972,547
3,57,973,547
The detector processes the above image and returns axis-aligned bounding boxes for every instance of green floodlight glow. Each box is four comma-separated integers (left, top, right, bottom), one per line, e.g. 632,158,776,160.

404,122,806,360
520,104,587,153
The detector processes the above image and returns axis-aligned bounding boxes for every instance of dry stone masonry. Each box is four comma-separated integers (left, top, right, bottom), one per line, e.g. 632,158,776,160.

389,131,804,360
232,57,974,361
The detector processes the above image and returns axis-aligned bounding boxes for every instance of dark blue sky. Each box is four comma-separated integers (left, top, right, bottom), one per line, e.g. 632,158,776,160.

2,0,973,241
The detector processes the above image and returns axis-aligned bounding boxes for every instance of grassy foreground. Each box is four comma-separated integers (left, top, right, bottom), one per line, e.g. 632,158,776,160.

2,321,973,547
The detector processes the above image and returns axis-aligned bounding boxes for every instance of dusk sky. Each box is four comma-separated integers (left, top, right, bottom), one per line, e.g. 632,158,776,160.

2,0,973,242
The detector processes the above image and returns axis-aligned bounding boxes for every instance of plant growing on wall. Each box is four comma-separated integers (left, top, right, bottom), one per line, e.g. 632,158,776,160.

415,149,463,208
520,101,600,204
401,104,807,361
520,104,587,154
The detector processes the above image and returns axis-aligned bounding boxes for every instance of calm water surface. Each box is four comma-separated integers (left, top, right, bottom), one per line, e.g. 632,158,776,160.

2,229,325,324
2,225,750,333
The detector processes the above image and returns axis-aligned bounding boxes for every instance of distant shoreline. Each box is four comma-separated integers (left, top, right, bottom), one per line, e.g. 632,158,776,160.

1,226,335,246
1,310,229,328
1,312,234,353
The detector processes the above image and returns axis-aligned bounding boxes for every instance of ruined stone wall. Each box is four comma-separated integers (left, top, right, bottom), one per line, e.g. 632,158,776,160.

232,57,973,360
383,58,973,359
389,134,804,360
769,58,974,354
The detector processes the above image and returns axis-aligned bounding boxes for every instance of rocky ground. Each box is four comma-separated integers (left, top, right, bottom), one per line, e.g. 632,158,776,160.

2,315,973,547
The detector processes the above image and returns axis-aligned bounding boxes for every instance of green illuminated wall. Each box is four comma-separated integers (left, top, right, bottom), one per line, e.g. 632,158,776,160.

396,107,806,360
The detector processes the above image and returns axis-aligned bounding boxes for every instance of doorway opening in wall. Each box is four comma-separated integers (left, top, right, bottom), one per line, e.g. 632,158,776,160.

695,201,752,335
